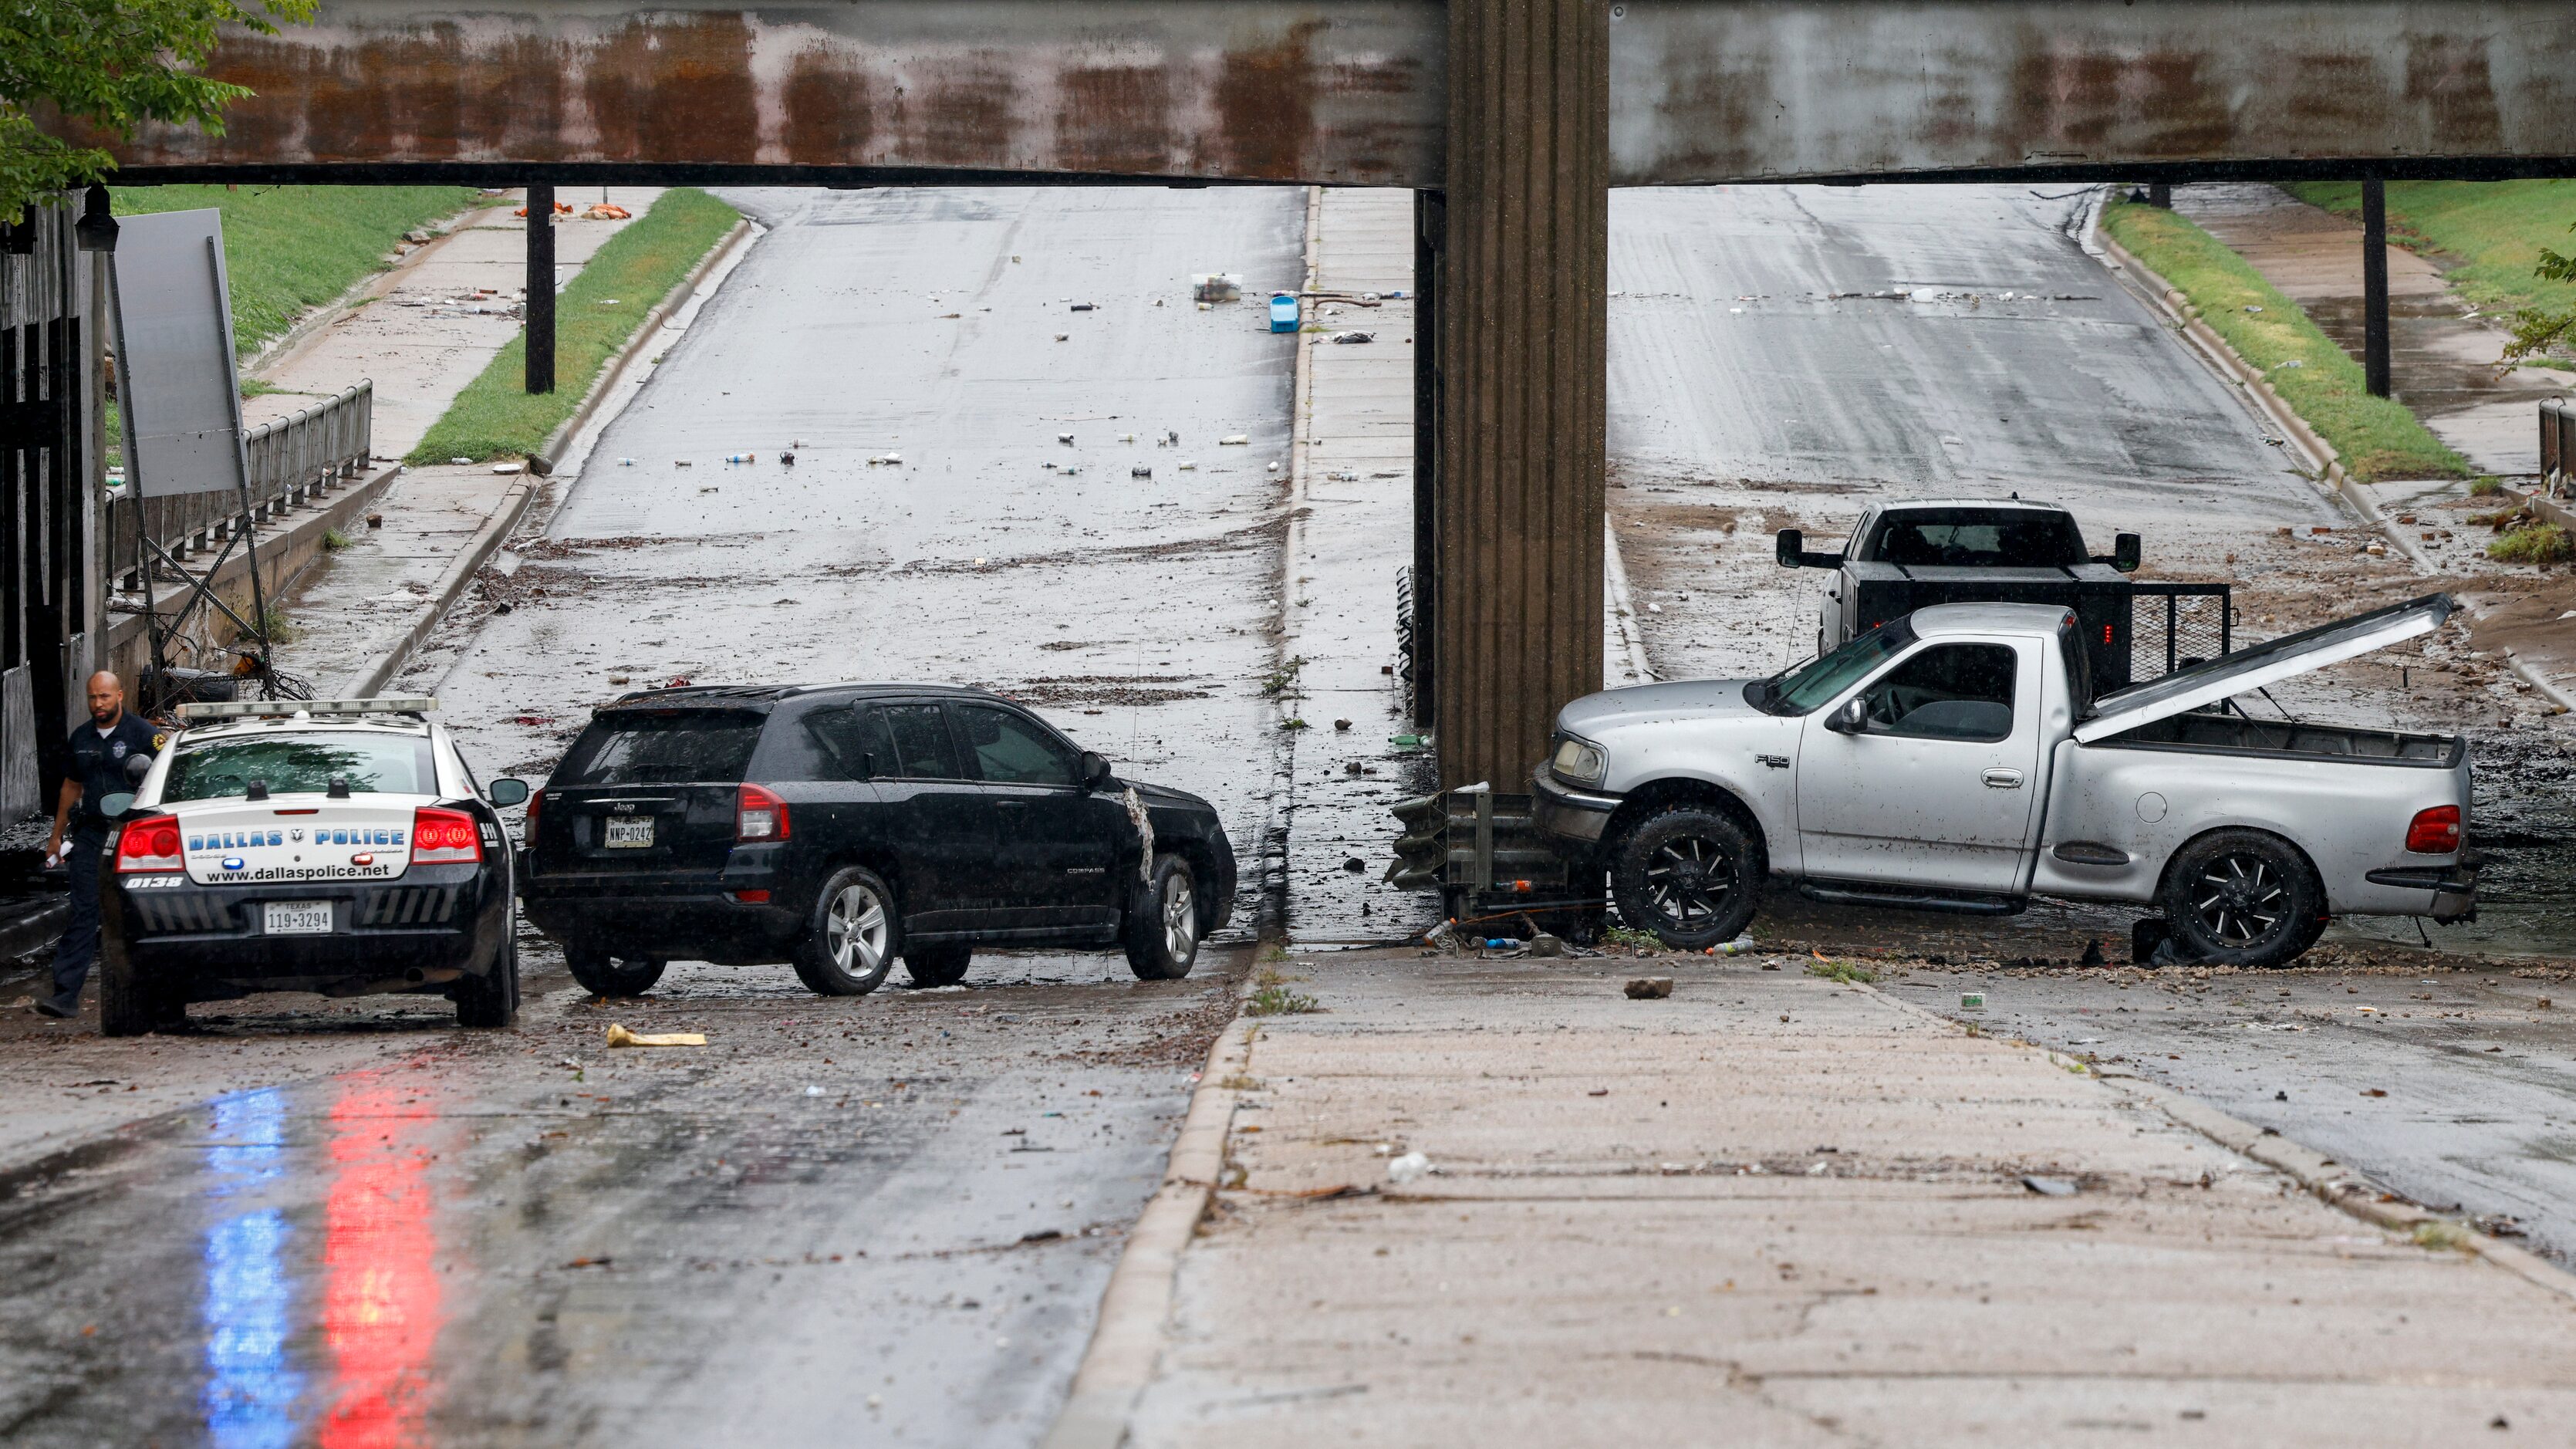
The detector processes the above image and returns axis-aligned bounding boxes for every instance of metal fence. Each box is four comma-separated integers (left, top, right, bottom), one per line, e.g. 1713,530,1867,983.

2545,397,2573,497
2130,583,2232,683
110,379,373,585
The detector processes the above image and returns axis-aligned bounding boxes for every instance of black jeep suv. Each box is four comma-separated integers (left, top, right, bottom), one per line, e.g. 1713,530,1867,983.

521,684,1235,997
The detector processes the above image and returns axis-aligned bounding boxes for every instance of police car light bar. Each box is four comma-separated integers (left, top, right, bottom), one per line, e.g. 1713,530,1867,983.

175,697,439,721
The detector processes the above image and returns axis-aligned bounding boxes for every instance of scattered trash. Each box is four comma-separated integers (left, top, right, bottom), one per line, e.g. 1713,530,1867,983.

1625,978,1674,999
674,459,694,467
617,457,636,467
2079,939,2106,968
1178,460,1198,471
1530,933,1563,958
366,512,383,529
1220,434,1250,446
2021,1175,2078,1197
780,452,795,467
724,453,756,464
1332,331,1376,344
1386,1150,1432,1184
1070,302,1096,312
1055,334,1069,342
1332,718,1352,731
1119,432,1136,443
606,1023,704,1047
804,1084,825,1097
491,462,523,475
582,202,632,220
1960,992,1985,1010
450,456,472,465
1131,466,1152,479
1190,273,1242,303
1341,856,1366,873
609,674,630,685
869,453,903,466
1058,432,1075,444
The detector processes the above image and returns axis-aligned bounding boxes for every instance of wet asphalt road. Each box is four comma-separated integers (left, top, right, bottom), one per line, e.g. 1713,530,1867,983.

1,184,1304,1447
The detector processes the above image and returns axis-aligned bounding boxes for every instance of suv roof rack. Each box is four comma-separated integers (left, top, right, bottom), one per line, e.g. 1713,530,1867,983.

177,697,437,721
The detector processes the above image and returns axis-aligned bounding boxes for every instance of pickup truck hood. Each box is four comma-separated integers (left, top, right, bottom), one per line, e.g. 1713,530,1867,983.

1557,679,1758,737
2077,593,2453,743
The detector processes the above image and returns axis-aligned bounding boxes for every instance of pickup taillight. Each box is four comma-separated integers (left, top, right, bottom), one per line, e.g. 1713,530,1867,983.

525,787,543,838
2405,805,2460,855
114,816,183,873
738,783,788,843
413,806,484,864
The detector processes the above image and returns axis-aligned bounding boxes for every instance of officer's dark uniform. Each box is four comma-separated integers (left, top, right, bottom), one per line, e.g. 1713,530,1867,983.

48,711,161,1012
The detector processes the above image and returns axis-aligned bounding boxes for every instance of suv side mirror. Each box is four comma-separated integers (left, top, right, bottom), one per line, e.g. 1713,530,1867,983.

486,777,530,807
100,791,135,819
2113,532,2141,573
1079,751,1114,789
1825,697,1869,735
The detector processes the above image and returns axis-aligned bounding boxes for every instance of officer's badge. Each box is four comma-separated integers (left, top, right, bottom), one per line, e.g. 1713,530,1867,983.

111,741,127,759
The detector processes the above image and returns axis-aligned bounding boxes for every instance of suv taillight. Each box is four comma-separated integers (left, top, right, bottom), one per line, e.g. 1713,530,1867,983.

2405,805,2461,855
737,784,788,843
115,816,183,873
412,806,484,864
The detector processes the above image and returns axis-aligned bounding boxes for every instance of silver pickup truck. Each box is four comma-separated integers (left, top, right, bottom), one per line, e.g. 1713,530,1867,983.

1530,594,2473,966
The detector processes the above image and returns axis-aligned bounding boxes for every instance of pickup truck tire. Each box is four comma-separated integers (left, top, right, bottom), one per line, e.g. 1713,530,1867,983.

905,944,973,988
566,944,667,998
1609,806,1763,951
2162,830,2324,968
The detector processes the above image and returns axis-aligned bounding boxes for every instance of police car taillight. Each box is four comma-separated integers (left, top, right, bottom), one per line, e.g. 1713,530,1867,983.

737,783,788,843
115,816,184,873
412,806,483,864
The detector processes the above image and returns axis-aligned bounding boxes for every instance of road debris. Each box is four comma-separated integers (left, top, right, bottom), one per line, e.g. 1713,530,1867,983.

2022,1175,2079,1197
1386,1150,1432,1185
1625,978,1674,999
605,1023,704,1048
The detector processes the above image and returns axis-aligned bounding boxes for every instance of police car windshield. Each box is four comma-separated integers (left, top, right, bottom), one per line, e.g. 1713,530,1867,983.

164,733,437,801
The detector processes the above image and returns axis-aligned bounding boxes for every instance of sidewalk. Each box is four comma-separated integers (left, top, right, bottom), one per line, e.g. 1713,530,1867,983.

1123,949,2576,1444
251,190,674,694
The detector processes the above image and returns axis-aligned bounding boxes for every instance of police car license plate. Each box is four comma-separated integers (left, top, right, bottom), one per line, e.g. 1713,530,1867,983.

603,817,655,849
263,900,333,935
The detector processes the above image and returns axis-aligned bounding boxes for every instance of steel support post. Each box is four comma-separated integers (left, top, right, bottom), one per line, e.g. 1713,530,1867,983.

2146,182,2171,208
1432,0,1608,791
2362,178,2391,398
525,182,556,394
1411,188,1443,729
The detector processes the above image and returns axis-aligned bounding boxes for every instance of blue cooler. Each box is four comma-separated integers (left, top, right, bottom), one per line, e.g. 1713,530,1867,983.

1269,292,1300,333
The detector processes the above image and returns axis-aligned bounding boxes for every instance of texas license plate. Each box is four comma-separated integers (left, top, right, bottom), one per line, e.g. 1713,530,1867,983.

603,817,656,849
263,900,333,935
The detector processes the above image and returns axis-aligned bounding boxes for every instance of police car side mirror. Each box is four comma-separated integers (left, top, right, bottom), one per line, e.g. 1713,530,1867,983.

100,791,135,819
486,777,531,807
124,753,152,783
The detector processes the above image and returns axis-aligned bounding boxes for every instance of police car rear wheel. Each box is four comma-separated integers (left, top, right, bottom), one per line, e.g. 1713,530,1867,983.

99,951,155,1037
566,943,667,998
457,932,518,1028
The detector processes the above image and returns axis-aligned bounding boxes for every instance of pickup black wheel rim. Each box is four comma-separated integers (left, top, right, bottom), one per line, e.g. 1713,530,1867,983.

825,882,890,976
1160,873,1197,961
2193,853,2286,947
1643,834,1734,929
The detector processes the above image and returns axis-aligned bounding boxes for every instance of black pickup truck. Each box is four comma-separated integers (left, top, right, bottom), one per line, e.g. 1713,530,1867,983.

1777,498,2227,691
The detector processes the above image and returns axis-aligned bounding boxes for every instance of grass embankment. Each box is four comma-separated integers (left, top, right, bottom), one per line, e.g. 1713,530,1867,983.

409,188,741,464
2284,179,2576,367
115,184,494,356
2101,200,2471,482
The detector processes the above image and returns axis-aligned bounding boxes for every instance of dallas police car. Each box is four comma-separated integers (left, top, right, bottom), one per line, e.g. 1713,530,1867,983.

95,697,530,1035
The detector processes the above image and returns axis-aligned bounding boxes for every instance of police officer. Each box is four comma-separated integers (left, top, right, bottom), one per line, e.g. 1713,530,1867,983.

35,673,161,1019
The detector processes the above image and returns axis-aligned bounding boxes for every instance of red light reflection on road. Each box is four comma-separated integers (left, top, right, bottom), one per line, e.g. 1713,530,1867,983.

319,1072,444,1449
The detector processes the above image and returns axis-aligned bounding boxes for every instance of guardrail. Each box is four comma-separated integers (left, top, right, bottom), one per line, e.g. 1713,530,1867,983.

2544,397,2572,498
111,380,374,586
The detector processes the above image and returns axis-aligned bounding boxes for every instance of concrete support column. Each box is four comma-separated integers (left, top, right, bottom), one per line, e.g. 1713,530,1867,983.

1411,188,1443,729
525,183,555,394
1433,0,1609,791
2362,178,2391,398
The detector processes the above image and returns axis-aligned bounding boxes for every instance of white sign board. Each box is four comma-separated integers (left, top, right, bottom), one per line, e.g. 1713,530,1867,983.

110,209,248,499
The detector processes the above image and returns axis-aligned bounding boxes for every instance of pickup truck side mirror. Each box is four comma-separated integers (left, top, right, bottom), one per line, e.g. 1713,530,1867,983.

1079,751,1114,790
1776,529,1845,569
1824,697,1869,735
485,777,530,807
2113,532,2141,573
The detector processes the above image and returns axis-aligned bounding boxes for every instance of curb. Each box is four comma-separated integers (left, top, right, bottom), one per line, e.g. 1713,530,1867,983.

529,216,754,476
1602,520,1656,686
1254,184,1329,941
1862,981,2576,1304
347,481,535,697
1038,1017,1254,1449
2092,205,2576,713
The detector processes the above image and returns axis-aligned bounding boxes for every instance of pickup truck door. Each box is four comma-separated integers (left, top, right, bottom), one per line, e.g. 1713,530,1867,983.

1794,639,2044,893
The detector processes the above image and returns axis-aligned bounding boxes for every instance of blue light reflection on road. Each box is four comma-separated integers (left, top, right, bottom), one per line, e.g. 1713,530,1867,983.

201,1088,303,1449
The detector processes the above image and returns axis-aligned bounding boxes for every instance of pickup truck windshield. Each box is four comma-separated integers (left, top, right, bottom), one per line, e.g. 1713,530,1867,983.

1764,620,1916,714
1865,508,2085,568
